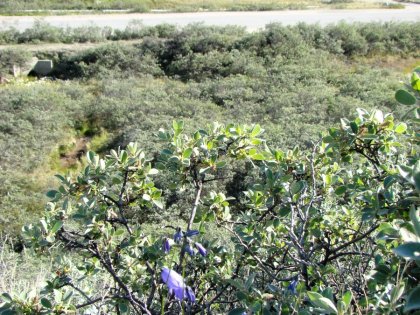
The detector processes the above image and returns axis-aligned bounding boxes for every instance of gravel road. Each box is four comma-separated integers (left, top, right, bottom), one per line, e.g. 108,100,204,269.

0,4,419,31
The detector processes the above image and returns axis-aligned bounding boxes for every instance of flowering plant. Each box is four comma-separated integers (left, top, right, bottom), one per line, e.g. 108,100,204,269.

1,79,419,314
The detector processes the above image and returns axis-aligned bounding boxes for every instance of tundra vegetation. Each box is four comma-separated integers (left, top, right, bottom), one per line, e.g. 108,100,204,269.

0,22,419,314
0,0,406,14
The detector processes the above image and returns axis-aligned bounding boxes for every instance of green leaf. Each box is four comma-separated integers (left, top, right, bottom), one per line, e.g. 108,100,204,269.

397,164,420,190
411,72,420,91
62,290,73,303
393,242,420,260
199,167,211,174
395,89,416,105
183,148,193,159
245,273,255,290
148,168,159,175
173,120,184,135
384,176,396,189
251,153,266,161
335,186,346,195
45,235,55,243
291,181,305,195
120,151,128,163
350,121,359,134
54,289,62,303
251,124,262,137
50,221,63,234
46,190,59,199
390,283,405,305
41,298,52,309
114,228,125,237
1,293,12,303
323,135,334,143
395,122,407,134
228,308,247,315
404,286,420,313
1,310,17,315
307,291,337,314
153,199,164,209
87,151,95,163
119,302,129,314
342,291,352,307
236,291,247,301
337,301,346,315
410,207,420,237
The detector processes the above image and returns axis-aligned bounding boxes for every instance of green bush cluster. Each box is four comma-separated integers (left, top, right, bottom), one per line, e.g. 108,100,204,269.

0,21,418,60
2,101,419,313
39,22,419,82
0,23,417,236
0,21,176,44
0,48,32,75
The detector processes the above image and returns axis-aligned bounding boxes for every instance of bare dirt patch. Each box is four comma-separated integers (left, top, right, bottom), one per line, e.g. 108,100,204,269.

59,137,90,168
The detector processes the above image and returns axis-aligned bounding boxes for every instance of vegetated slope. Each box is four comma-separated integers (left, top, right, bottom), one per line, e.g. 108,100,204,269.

0,22,419,235
0,0,399,13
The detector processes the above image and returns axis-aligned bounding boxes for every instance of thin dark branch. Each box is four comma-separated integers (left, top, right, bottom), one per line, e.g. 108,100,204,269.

326,251,371,262
76,296,108,309
321,224,379,265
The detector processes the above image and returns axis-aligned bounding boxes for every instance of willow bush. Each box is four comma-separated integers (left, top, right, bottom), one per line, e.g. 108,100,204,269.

1,70,419,314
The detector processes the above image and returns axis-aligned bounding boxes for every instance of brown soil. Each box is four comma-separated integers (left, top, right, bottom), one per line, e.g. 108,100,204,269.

60,137,90,168
0,39,143,53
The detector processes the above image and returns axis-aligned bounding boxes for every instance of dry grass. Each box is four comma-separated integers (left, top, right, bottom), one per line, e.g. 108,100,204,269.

0,236,112,310
0,236,53,294
353,55,420,73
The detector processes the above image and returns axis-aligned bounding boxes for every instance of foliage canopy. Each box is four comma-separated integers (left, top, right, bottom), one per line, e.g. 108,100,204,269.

1,70,419,314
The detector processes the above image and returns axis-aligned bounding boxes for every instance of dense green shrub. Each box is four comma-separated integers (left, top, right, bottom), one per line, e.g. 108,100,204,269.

0,22,414,236
51,44,163,79
2,100,419,313
0,21,419,314
0,48,32,75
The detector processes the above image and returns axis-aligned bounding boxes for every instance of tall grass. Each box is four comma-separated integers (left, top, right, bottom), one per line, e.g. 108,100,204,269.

0,236,53,293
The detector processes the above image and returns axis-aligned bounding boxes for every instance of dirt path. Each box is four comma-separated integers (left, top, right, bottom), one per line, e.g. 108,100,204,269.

0,39,143,52
59,137,90,168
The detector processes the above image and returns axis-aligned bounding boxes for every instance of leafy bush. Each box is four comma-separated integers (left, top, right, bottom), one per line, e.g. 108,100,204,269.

0,23,414,236
0,48,32,75
1,93,419,313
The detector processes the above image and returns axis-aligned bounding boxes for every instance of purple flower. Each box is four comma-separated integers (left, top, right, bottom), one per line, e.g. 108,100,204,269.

161,267,186,300
163,238,171,254
195,242,207,257
287,279,298,295
161,267,195,303
174,228,183,244
185,244,195,256
185,229,199,237
186,286,196,303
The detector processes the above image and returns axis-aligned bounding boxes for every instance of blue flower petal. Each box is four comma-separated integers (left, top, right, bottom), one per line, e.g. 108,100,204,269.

287,279,298,295
185,244,195,256
163,238,171,254
185,230,200,237
173,228,183,244
195,242,207,257
186,286,196,303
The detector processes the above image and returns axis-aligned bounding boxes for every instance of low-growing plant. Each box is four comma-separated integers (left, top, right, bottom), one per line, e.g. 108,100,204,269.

0,48,32,76
1,69,418,314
